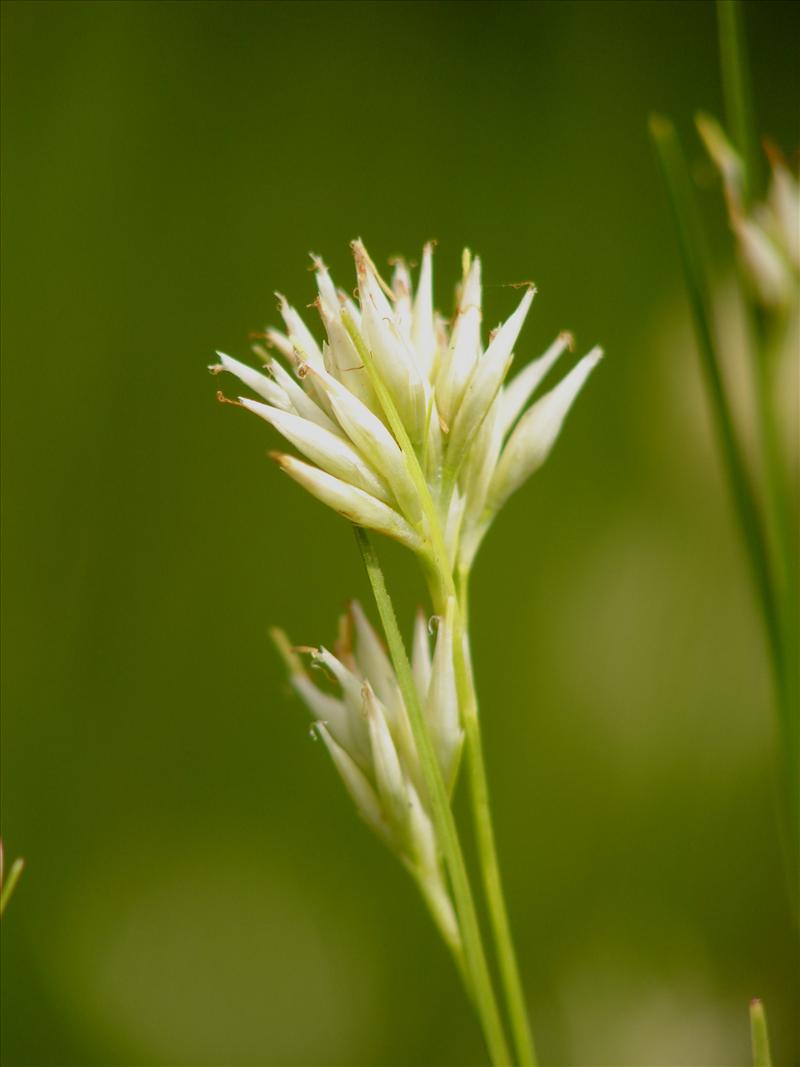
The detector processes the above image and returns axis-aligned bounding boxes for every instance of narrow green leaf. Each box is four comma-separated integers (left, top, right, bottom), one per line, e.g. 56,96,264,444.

750,998,772,1067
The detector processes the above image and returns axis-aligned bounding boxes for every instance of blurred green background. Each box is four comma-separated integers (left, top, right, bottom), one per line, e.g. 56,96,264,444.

1,1,798,1064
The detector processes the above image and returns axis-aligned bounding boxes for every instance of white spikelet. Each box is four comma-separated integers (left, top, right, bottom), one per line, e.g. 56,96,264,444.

273,454,423,551
488,347,603,513
213,239,601,570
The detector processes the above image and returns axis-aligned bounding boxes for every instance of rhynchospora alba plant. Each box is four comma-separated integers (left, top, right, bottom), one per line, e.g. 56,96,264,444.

212,241,601,1066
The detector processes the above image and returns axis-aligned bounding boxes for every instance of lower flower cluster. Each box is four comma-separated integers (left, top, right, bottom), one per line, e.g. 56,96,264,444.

271,599,463,948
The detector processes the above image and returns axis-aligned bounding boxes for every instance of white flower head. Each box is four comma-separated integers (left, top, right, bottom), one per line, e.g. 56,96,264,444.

212,241,602,572
271,600,462,946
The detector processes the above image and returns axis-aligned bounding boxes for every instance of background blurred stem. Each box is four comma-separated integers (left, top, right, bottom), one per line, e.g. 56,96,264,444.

648,116,782,672
746,306,799,857
718,0,799,864
717,0,762,203
648,115,798,902
749,312,796,636
749,998,772,1066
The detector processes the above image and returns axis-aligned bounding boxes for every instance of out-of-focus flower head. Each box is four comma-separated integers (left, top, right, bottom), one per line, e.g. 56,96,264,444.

697,114,800,310
271,599,462,945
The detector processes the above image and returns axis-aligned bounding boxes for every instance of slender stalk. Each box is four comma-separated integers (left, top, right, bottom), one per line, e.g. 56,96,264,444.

454,601,538,1067
345,312,537,1065
749,998,772,1067
750,316,796,632
718,0,795,704
717,0,762,202
747,310,799,871
355,527,512,1066
454,561,537,1067
426,560,538,1067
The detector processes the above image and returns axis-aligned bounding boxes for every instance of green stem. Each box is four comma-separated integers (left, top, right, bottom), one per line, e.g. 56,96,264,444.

720,0,799,913
748,310,799,875
450,564,537,1066
718,0,797,848
751,317,794,609
454,589,538,1067
719,0,797,728
428,554,538,1067
355,527,512,1066
717,0,762,203
749,998,772,1067
346,313,537,1064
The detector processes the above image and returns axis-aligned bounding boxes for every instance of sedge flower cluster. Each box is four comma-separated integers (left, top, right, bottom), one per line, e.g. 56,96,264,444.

211,240,601,573
698,115,800,310
272,599,462,948
212,241,601,998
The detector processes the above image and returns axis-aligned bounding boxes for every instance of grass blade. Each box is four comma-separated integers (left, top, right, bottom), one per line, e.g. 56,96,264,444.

750,998,772,1067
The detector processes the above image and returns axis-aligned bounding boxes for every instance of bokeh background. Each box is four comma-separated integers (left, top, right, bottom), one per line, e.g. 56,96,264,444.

1,1,798,1064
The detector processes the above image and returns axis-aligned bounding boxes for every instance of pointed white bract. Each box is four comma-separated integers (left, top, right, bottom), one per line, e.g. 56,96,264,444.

273,453,423,551
445,286,535,470
488,347,604,513
437,253,483,428
210,352,293,411
243,399,393,503
271,602,463,945
213,240,601,572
